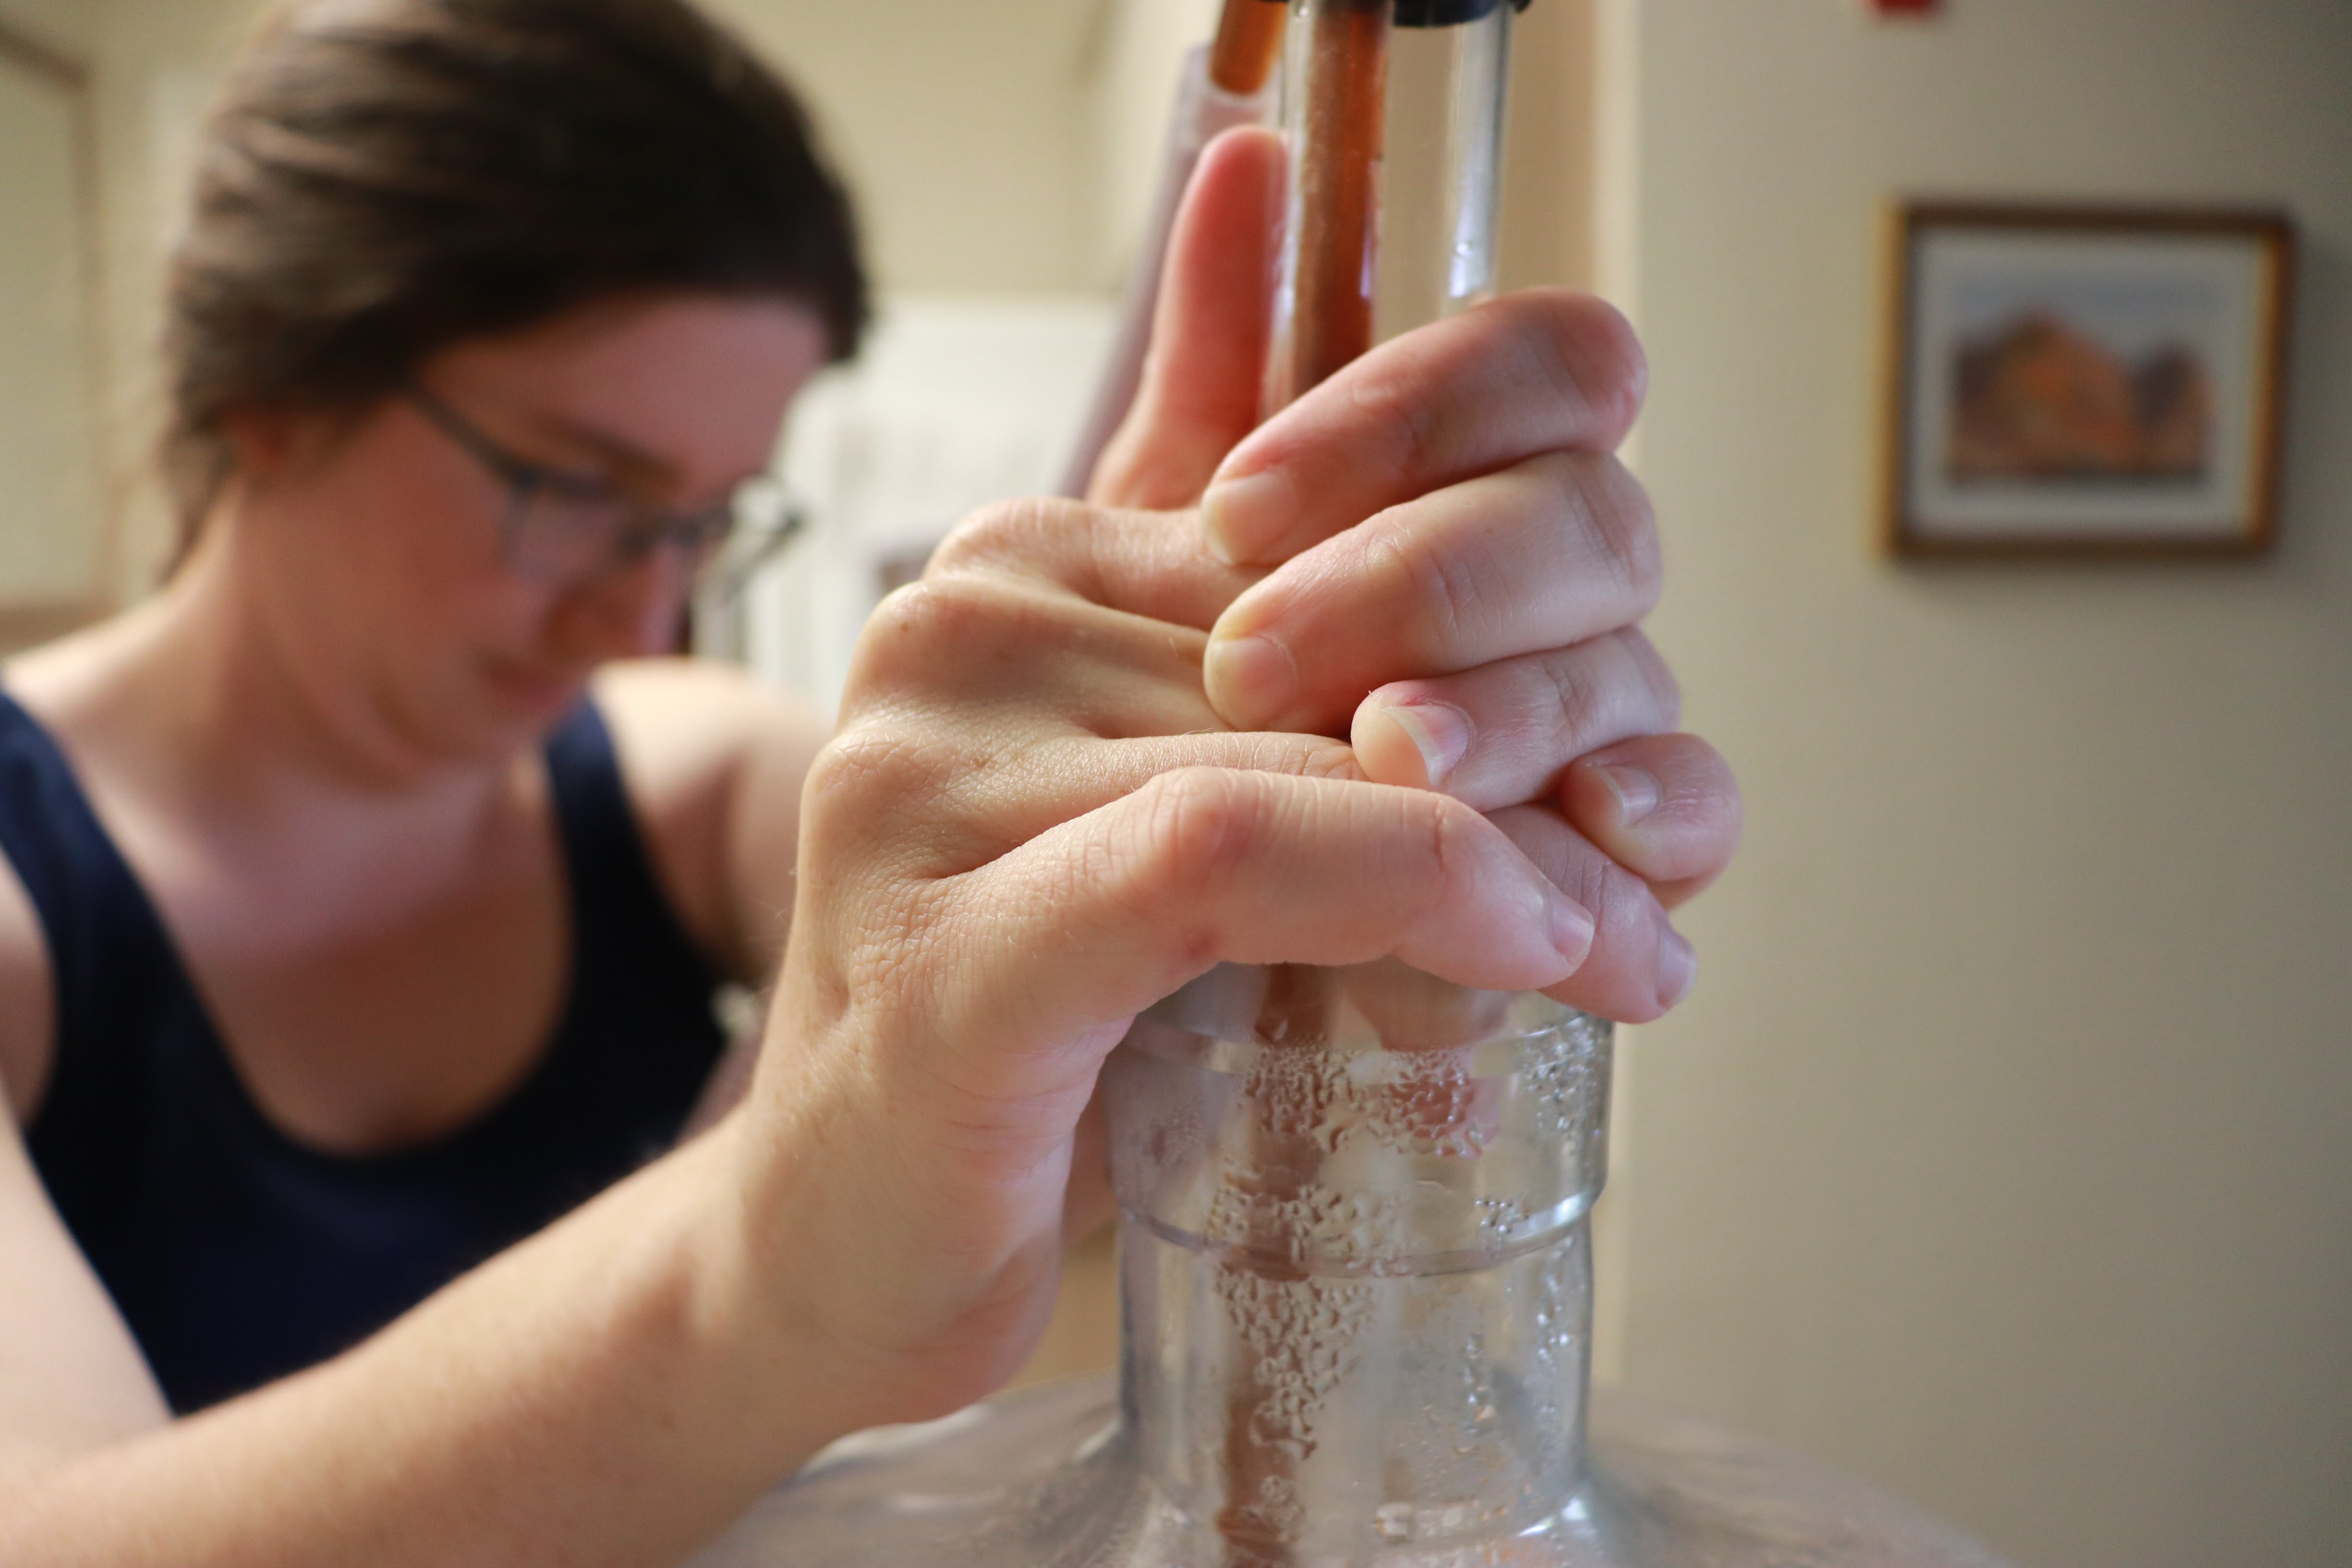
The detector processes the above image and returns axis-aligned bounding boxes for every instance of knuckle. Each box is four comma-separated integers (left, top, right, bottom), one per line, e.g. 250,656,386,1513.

1673,737,1744,829
1583,853,1656,949
1345,358,1441,490
1205,731,1365,783
1619,629,1683,729
1293,740,1367,783
927,496,1085,578
1127,766,1261,902
1523,291,1648,439
1567,457,1662,609
1538,645,1611,751
1418,792,1502,910
804,729,957,815
1715,766,1747,842
849,575,1018,689
1583,299,1650,416
1363,521,1484,665
800,731,968,872
1423,790,1471,879
866,576,977,649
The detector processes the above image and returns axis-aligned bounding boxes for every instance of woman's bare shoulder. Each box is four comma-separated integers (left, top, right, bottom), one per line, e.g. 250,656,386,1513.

0,649,166,1440
0,619,130,1126
592,658,826,788
0,603,170,727
589,658,828,983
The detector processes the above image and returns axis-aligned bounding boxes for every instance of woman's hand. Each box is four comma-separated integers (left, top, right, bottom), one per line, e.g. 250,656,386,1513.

734,493,1592,1428
1098,127,1740,1006
727,130,1740,1439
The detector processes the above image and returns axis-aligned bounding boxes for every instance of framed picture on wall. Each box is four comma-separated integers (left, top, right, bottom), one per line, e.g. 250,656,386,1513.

1882,202,2295,558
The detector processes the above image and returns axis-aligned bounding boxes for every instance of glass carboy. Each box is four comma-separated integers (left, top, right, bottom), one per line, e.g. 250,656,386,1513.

690,964,2010,1567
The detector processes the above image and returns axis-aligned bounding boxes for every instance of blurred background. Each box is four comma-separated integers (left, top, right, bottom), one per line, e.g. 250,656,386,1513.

0,1,2345,1564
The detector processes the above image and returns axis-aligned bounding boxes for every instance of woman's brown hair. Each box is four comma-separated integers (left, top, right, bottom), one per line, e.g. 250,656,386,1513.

163,0,868,551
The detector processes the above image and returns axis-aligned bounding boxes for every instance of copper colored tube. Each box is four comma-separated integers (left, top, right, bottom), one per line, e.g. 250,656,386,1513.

1209,0,1289,95
1266,0,1389,410
1219,9,1393,1560
1215,965,1337,1568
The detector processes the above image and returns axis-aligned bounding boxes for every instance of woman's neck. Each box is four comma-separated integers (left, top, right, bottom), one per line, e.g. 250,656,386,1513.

4,514,522,880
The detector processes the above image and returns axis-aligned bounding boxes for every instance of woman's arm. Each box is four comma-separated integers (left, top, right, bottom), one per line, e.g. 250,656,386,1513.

0,1114,857,1567
0,1115,171,1471
0,857,170,1464
0,863,834,1561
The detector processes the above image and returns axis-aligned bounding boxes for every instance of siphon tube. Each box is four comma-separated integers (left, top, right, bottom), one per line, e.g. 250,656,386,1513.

1263,0,1392,413
1209,0,1290,95
1216,3,1518,1561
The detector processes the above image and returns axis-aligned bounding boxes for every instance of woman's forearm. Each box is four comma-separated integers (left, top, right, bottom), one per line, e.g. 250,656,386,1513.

1,1120,840,1568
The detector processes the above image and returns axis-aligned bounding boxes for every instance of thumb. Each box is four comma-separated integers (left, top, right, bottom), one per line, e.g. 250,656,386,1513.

1087,127,1284,511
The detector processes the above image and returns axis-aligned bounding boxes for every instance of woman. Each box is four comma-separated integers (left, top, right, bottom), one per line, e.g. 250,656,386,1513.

0,0,1739,1561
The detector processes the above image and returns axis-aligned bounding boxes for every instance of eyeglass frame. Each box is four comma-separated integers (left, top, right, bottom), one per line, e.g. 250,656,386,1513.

403,377,804,599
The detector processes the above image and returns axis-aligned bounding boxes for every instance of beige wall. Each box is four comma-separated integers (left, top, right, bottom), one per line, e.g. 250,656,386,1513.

703,0,1104,295
1604,4,2352,1567
1498,0,1597,296
0,1,106,644
86,0,267,601
0,15,106,624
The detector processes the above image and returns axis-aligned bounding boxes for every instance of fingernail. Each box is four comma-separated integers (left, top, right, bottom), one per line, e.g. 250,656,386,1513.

1200,469,1292,565
1373,699,1472,789
1596,763,1663,825
1548,890,1598,971
1203,633,1299,727
1657,928,1697,1009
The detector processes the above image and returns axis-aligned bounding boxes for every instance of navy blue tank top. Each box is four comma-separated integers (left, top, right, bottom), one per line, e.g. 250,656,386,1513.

0,692,727,1413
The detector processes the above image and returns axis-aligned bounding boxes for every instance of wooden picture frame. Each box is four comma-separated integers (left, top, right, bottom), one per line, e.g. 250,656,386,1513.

1882,201,2295,559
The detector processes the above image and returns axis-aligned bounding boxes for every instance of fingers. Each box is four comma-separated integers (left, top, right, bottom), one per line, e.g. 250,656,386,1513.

917,730,1370,869
1338,960,1516,1051
1087,128,1285,511
848,569,1220,743
923,495,1259,632
1204,449,1660,733
1348,629,1678,811
928,770,1594,1090
1200,288,1649,566
1558,732,1743,908
1488,803,1696,1024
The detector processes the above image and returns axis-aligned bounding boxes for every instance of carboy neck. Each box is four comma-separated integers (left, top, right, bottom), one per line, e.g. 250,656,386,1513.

1104,961,1613,1564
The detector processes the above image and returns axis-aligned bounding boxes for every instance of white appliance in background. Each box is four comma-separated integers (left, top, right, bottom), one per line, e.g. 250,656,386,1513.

702,296,1113,724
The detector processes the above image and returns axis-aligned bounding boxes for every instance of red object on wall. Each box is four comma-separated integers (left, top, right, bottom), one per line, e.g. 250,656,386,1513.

1872,0,1942,14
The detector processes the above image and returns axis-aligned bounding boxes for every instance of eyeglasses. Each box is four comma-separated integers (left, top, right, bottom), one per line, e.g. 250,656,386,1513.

405,379,804,595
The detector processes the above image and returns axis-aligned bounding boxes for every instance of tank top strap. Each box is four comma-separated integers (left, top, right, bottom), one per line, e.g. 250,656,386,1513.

540,699,721,1005
0,689,192,1131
